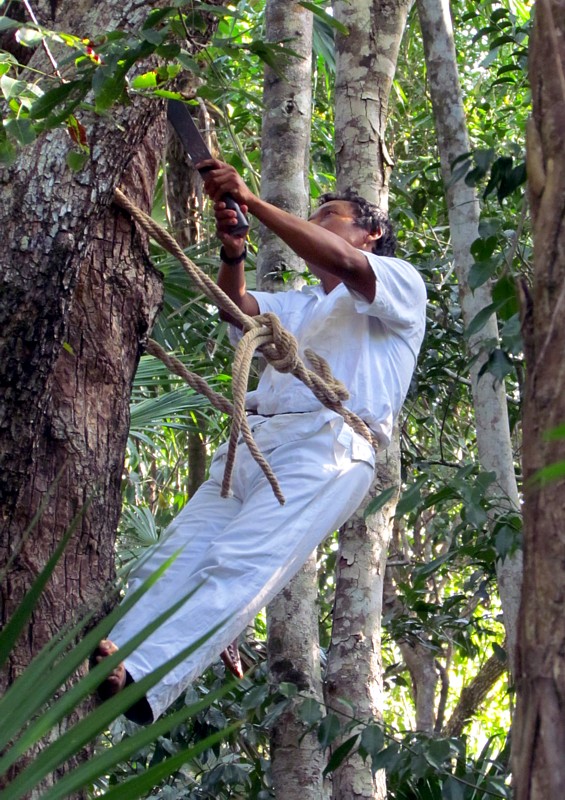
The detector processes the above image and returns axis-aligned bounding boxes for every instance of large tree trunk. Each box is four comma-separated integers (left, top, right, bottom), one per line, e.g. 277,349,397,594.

512,2,565,797
0,0,227,786
416,0,522,672
257,4,326,798
325,2,411,798
0,0,166,686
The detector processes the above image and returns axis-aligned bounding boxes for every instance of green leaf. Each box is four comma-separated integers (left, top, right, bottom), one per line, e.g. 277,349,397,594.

241,684,269,711
131,71,158,90
0,551,198,759
530,460,565,486
92,67,126,112
464,303,498,338
4,116,36,145
500,313,523,354
298,697,323,724
323,735,359,776
317,713,341,748
0,17,19,32
359,724,385,758
494,524,520,560
469,258,498,290
66,149,89,171
492,275,519,319
28,81,84,120
0,499,85,671
1,598,228,799
424,737,452,768
142,27,168,46
414,551,452,578
545,423,565,441
298,2,349,35
156,42,181,59
1,75,28,101
278,682,298,698
15,26,44,47
143,6,175,29
364,486,398,517
492,642,507,663
370,742,400,774
443,775,466,800
395,476,427,517
176,51,205,75
100,723,240,800
0,134,17,164
470,235,498,261
479,348,514,382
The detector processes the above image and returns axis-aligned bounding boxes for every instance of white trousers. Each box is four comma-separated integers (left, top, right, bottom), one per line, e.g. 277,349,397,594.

110,412,375,720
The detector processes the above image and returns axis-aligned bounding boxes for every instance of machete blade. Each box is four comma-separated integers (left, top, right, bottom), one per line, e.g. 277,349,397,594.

167,99,212,166
167,99,250,236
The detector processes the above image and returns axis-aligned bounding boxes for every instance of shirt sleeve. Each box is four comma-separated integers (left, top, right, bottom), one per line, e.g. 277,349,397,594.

348,253,427,328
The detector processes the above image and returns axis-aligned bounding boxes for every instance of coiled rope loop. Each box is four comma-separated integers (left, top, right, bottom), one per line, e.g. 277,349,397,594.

114,188,377,505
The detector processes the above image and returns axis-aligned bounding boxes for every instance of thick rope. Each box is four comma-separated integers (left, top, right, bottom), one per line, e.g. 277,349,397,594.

114,188,378,505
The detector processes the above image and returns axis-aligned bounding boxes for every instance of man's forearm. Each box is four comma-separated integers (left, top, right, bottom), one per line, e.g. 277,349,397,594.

247,196,357,275
217,259,259,323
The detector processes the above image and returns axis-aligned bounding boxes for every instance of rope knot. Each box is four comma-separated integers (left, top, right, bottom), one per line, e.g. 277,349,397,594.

256,312,300,373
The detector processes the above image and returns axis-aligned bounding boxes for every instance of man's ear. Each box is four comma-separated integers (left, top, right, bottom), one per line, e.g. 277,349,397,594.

364,226,382,245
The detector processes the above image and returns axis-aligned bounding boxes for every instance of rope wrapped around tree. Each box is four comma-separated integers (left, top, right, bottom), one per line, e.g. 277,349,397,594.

114,187,378,505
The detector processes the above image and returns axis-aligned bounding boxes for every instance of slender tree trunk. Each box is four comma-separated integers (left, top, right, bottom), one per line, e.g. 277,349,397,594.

442,649,506,738
512,2,565,797
257,4,325,798
416,0,522,672
257,1,311,289
334,0,412,208
325,3,411,798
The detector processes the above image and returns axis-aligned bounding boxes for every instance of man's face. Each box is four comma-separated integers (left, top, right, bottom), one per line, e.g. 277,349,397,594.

308,200,375,250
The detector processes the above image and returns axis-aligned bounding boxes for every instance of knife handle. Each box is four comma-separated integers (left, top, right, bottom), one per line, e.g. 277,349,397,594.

197,165,250,237
222,194,250,237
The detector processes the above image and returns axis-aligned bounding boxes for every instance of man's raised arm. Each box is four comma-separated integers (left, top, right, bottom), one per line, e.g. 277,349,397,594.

200,159,379,302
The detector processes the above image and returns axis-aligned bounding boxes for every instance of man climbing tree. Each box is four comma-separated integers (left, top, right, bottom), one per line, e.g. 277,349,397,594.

93,158,427,724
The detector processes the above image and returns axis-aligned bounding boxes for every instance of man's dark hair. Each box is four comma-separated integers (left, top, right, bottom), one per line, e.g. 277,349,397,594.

318,189,397,257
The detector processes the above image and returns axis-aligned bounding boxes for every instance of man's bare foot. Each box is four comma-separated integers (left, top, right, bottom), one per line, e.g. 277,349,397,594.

90,639,127,701
221,639,243,679
90,639,154,724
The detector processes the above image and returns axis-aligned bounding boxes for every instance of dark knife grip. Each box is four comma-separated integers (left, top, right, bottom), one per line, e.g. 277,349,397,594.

223,194,250,237
196,165,249,236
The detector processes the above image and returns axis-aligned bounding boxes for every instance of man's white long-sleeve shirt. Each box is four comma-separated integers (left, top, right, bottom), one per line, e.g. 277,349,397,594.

235,253,427,448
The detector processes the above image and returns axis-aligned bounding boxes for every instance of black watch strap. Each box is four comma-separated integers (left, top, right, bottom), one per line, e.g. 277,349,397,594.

220,245,247,265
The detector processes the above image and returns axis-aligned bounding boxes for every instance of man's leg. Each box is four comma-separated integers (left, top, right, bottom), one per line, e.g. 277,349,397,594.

128,418,373,717
113,418,374,721
94,473,242,718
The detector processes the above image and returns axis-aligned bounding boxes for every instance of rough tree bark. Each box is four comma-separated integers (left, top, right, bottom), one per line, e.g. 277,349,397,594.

256,4,326,798
0,0,228,786
416,0,522,672
325,2,412,798
512,1,565,797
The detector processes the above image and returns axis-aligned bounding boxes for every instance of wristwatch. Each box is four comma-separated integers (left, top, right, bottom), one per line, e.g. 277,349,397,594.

220,245,247,265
